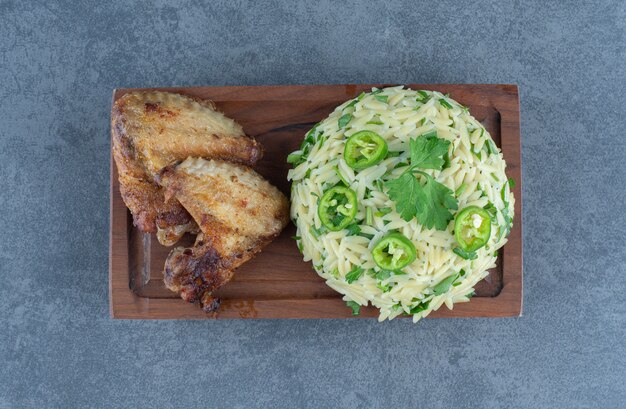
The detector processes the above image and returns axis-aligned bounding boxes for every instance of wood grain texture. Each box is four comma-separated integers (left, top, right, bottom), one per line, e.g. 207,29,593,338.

109,84,523,319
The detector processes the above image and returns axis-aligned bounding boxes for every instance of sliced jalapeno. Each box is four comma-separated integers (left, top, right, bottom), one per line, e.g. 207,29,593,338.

318,186,358,231
344,131,388,170
454,206,492,252
372,232,417,270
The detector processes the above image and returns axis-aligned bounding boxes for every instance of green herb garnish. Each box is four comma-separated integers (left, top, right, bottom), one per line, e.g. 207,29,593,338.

483,202,498,220
433,274,459,295
409,299,431,314
345,223,361,236
387,172,457,230
310,225,327,239
345,266,364,283
375,207,392,217
384,131,457,229
338,113,352,128
375,95,388,103
416,90,430,103
367,117,384,125
508,177,516,188
374,179,384,192
439,98,453,109
287,152,302,164
346,300,360,315
345,99,358,109
376,282,392,292
375,270,391,281
455,182,467,196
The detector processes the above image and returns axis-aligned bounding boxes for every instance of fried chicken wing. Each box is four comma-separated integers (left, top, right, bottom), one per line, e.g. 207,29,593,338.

111,91,263,245
159,158,290,312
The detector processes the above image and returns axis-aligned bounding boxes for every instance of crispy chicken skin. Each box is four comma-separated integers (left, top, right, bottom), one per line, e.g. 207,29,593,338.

159,158,290,312
111,91,263,245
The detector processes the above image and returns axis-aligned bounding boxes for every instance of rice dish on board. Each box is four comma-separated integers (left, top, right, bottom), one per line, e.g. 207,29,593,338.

287,86,514,322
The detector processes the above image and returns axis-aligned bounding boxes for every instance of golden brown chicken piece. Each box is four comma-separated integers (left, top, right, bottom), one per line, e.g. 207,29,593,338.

159,158,290,312
111,91,263,245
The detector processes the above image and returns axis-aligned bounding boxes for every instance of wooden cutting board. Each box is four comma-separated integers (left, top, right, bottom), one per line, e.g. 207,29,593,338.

109,84,523,319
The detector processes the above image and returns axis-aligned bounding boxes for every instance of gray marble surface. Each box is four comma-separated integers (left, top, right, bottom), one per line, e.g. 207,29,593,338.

1,1,625,408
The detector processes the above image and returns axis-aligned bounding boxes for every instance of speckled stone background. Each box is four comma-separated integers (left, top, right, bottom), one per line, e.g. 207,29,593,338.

1,1,624,408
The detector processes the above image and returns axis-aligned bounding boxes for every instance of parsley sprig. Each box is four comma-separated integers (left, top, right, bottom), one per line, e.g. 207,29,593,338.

385,132,458,230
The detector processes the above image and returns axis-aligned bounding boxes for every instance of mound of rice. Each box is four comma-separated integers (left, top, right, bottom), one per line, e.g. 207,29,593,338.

287,86,514,322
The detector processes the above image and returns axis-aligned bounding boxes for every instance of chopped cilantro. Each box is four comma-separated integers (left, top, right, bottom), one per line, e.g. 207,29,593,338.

471,145,482,161
287,152,303,164
346,300,360,315
345,223,361,235
286,123,322,167
345,266,364,283
416,90,430,103
375,270,391,281
375,95,388,103
409,299,431,314
508,177,516,188
483,202,498,220
310,225,327,239
376,282,392,292
375,207,392,217
367,117,384,125
433,274,459,295
439,98,453,109
338,113,352,128
442,152,451,169
455,182,467,196
374,179,384,192
292,236,303,253
497,199,513,242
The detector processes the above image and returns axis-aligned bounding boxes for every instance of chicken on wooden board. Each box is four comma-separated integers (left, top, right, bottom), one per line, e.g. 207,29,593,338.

112,91,262,246
158,158,289,312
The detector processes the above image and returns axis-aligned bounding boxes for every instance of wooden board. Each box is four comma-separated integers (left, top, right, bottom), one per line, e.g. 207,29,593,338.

110,84,523,319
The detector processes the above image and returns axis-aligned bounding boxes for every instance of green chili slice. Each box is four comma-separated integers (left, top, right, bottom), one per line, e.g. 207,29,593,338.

317,186,358,231
343,131,388,170
454,206,492,252
371,232,417,270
